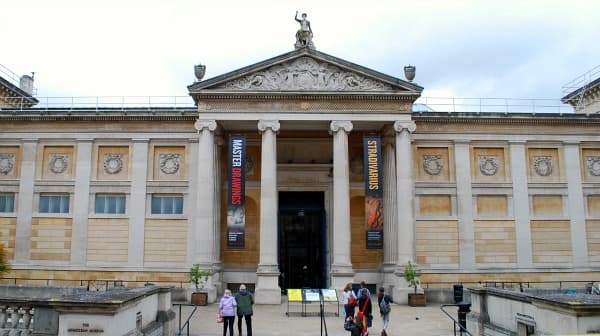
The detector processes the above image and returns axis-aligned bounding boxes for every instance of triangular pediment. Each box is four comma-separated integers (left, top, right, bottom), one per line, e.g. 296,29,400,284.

188,48,423,94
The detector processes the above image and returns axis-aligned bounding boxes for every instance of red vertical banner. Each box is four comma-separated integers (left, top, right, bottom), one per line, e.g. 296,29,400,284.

364,136,383,249
227,135,246,248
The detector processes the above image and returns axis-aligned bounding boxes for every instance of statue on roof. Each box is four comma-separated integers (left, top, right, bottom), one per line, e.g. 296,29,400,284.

294,11,315,49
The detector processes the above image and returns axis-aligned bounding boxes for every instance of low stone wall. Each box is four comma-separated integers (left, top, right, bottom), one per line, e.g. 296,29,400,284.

468,287,600,335
0,285,176,336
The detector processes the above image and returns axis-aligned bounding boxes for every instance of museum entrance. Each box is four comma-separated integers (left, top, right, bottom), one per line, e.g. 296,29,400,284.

278,191,326,290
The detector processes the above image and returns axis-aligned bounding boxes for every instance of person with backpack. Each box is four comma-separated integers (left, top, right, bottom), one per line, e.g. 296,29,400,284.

343,282,358,320
235,284,254,336
219,289,237,336
377,287,393,336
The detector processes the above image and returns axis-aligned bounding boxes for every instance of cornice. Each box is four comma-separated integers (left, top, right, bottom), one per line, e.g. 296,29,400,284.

413,113,600,126
195,92,419,101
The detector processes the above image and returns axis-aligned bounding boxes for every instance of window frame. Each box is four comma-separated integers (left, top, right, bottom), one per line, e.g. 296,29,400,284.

39,194,70,214
150,195,184,215
0,193,15,214
94,194,127,215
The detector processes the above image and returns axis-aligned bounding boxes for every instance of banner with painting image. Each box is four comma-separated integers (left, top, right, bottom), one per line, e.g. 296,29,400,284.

227,135,246,248
364,136,383,249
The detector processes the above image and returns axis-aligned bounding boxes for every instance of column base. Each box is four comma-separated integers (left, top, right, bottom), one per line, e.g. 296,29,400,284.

330,264,354,290
381,262,397,293
255,265,281,304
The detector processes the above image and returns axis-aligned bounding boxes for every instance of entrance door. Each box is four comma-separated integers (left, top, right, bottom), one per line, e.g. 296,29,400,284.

278,192,325,290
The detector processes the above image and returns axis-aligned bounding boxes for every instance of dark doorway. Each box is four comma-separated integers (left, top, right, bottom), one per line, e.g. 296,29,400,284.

278,192,325,290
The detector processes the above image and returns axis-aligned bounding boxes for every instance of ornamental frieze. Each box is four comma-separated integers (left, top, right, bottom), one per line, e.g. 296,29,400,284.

422,155,444,176
48,154,69,174
478,155,499,176
216,57,394,91
0,154,15,175
587,156,600,176
159,154,180,174
533,156,553,176
103,154,124,174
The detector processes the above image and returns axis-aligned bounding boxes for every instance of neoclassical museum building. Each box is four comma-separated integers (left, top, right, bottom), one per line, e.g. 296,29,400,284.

1,34,600,303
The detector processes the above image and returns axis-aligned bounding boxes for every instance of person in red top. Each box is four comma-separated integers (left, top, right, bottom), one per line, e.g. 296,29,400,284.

356,288,372,336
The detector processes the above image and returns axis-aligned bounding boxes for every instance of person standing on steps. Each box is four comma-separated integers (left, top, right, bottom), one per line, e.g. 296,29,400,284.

235,284,254,336
377,287,393,336
219,289,237,336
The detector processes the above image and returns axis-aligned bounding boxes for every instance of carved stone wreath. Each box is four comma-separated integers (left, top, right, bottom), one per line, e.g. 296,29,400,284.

216,56,394,91
422,155,444,176
0,154,15,175
103,154,124,174
478,155,499,176
48,154,69,174
533,156,553,176
587,156,600,176
159,154,180,174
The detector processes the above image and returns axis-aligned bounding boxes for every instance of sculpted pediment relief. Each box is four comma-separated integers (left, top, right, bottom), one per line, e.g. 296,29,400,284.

214,56,394,91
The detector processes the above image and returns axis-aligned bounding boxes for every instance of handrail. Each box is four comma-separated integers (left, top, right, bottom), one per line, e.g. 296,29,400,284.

176,305,198,336
440,304,473,336
422,279,596,289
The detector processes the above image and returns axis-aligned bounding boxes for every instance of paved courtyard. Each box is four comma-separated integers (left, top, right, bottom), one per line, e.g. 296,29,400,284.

174,298,459,336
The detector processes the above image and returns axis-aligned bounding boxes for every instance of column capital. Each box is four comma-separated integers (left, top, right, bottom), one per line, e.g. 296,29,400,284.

194,119,217,132
258,120,280,133
329,120,353,134
508,139,527,145
563,140,581,146
393,120,416,133
454,139,471,145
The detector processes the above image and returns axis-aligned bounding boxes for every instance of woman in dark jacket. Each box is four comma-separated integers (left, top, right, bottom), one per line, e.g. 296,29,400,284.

356,288,372,335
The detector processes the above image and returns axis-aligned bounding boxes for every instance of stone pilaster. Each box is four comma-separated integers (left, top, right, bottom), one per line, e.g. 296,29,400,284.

255,120,281,304
128,138,149,267
392,120,416,304
455,140,476,269
564,141,589,267
211,130,224,295
14,139,38,264
71,139,93,265
509,140,533,268
193,119,218,301
382,127,398,290
329,120,355,289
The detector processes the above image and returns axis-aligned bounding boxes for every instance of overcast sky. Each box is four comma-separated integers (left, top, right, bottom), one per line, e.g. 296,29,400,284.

2,0,599,102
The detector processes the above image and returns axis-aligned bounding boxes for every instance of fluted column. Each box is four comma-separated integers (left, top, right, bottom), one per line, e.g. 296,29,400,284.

255,120,281,304
329,120,354,289
393,120,416,304
193,119,219,301
382,127,398,287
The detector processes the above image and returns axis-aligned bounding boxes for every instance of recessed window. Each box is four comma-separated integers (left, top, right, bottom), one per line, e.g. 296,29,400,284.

39,194,69,214
95,195,126,214
0,194,15,213
151,195,183,215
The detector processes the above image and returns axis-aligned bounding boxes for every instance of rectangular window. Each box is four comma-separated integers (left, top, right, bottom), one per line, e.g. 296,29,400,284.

39,194,70,213
151,195,183,214
0,194,15,213
95,195,126,214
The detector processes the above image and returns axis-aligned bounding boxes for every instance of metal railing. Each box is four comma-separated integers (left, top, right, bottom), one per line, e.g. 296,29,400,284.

414,97,575,114
440,304,473,336
0,95,591,114
562,65,600,96
0,95,195,111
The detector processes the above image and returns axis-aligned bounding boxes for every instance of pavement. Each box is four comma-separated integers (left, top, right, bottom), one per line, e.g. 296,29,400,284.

174,297,459,336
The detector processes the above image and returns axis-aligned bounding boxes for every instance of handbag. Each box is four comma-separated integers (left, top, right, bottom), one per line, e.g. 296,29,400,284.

216,312,224,323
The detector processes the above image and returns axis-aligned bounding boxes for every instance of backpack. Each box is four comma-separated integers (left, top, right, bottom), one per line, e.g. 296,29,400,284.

235,292,253,316
347,292,357,306
379,296,391,314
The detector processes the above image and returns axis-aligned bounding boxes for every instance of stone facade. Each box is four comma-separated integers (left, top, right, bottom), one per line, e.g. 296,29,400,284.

1,48,600,303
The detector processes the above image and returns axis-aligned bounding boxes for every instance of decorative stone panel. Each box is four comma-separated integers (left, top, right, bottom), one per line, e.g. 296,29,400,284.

471,147,508,181
41,146,74,179
151,146,186,180
96,146,129,180
414,147,452,181
582,149,600,181
0,153,16,176
527,148,561,181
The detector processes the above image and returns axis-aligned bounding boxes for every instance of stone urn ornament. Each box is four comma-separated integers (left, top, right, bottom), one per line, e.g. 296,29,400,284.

194,64,206,81
404,65,416,82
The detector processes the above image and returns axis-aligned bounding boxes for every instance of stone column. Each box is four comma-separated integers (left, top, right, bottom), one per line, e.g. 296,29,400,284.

193,119,218,301
212,131,224,295
509,140,533,268
128,138,149,267
15,139,38,264
255,120,281,304
564,141,589,267
382,127,398,289
329,120,354,289
455,140,476,269
71,139,93,265
392,120,416,304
